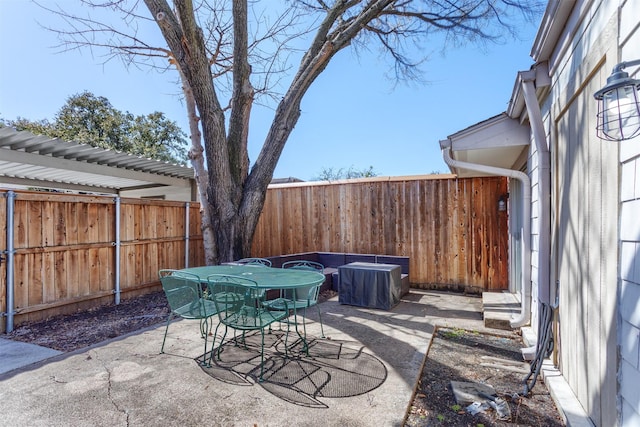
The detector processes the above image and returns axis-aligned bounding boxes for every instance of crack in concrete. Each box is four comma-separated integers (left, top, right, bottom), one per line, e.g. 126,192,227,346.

94,351,131,426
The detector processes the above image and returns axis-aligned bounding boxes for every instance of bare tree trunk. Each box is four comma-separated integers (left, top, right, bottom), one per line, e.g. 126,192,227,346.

140,0,540,264
208,0,254,262
176,64,217,265
148,0,237,263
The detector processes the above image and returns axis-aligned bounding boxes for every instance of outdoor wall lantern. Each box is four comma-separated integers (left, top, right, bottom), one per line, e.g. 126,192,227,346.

594,59,640,141
498,194,508,212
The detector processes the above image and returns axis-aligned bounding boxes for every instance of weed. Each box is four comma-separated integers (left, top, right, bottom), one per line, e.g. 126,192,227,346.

440,328,466,339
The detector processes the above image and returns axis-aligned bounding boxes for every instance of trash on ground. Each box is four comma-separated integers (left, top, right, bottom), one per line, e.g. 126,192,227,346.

479,391,512,421
466,400,491,415
450,381,497,406
455,382,513,421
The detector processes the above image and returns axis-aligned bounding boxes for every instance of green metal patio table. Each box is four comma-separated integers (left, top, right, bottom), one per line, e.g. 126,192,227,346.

179,264,325,353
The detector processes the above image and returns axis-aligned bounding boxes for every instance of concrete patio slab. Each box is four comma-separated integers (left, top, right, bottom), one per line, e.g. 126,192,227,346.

0,290,503,426
0,338,62,375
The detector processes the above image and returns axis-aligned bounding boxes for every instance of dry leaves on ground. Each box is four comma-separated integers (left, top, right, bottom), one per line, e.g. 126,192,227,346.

7,291,170,352
405,327,565,426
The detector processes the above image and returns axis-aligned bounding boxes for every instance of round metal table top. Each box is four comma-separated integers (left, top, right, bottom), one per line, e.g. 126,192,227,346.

179,264,325,289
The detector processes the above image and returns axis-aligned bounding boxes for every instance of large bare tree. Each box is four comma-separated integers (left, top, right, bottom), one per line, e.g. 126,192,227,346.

44,0,541,264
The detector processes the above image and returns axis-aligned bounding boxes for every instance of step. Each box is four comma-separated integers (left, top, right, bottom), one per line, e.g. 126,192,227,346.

482,292,520,330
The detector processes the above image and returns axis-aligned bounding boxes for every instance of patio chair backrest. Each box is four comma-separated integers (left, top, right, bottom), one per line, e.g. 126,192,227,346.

206,274,286,329
281,260,325,302
235,257,272,267
159,269,211,319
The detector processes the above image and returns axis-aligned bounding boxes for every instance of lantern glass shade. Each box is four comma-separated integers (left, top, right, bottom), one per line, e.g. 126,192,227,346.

596,84,640,141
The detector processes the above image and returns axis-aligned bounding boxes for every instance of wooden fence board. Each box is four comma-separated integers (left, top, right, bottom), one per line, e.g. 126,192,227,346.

26,201,39,248
66,250,79,298
1,190,203,328
120,203,134,242
14,254,29,309
101,204,114,242
65,202,79,246
1,176,505,329
53,202,65,246
81,203,97,242
54,251,66,300
88,247,101,295
252,176,508,291
42,252,55,303
13,201,25,247
27,254,42,306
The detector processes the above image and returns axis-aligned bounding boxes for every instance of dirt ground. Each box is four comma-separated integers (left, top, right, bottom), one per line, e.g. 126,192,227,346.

405,327,565,426
7,291,171,352
7,292,564,426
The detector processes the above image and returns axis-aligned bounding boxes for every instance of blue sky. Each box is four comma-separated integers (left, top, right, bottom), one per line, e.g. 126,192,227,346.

0,1,542,181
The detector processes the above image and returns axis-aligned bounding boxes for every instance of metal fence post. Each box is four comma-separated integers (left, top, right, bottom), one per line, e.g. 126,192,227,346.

4,191,16,332
114,197,121,305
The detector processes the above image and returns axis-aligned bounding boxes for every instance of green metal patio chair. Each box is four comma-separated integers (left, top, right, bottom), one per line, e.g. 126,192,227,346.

235,257,272,267
264,260,326,339
206,274,290,382
158,269,218,362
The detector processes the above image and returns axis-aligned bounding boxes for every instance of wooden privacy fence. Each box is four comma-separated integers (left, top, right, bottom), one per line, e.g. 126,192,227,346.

252,175,509,292
0,190,204,331
1,175,508,332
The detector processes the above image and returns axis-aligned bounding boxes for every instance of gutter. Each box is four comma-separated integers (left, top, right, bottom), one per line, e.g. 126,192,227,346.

441,144,532,326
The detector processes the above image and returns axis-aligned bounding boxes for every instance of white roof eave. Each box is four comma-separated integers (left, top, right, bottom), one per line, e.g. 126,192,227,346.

439,113,531,178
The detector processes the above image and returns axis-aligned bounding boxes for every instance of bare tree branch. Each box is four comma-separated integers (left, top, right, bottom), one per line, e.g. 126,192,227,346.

39,0,544,263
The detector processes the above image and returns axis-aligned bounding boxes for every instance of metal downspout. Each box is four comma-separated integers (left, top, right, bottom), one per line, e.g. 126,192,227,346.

516,69,552,363
185,202,190,268
114,197,121,305
4,191,16,332
441,145,532,327
520,72,551,307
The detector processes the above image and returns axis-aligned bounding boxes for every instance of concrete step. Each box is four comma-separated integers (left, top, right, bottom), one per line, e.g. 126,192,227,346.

482,292,520,330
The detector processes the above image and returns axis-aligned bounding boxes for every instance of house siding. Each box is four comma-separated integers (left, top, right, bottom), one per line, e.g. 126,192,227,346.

443,0,639,423
619,52,640,427
529,133,541,331
544,1,621,425
618,0,640,424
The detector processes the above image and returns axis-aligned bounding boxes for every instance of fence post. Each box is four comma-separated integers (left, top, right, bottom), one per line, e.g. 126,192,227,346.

185,202,190,268
114,197,121,305
3,191,16,332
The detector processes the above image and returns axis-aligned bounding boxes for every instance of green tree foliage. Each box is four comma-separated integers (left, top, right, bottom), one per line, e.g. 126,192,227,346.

4,91,188,164
54,92,131,151
130,112,188,163
314,165,378,181
1,117,53,135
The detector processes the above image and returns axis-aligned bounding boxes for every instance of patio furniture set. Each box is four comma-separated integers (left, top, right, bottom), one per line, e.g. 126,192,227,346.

158,254,410,381
261,251,410,295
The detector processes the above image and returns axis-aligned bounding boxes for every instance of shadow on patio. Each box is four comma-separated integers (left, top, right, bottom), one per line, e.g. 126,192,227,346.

200,332,387,408
0,289,490,426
